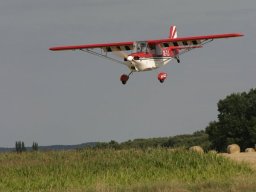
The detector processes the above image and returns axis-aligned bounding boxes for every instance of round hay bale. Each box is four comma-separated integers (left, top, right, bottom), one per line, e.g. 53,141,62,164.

227,144,240,154
245,148,255,153
208,150,218,154
189,146,204,154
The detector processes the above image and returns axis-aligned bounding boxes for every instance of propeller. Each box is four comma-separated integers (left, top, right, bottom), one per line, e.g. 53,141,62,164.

113,51,142,72
127,55,134,61
113,51,138,63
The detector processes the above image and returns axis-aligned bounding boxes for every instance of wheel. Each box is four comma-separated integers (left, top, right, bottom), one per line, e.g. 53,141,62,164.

120,74,129,85
158,72,167,83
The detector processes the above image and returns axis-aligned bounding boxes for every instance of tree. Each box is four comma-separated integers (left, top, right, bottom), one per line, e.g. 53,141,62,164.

15,141,21,153
108,140,120,149
32,142,39,151
15,141,26,153
162,130,211,150
206,89,256,151
21,142,26,152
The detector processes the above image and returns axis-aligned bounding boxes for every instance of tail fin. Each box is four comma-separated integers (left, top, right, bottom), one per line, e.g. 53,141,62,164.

169,26,177,39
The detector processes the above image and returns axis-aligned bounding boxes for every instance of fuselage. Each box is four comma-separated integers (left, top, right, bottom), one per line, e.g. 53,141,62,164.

125,52,173,72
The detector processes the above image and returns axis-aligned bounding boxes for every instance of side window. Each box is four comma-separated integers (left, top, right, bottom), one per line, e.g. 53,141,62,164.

140,43,146,52
155,44,162,56
148,44,156,54
137,45,141,52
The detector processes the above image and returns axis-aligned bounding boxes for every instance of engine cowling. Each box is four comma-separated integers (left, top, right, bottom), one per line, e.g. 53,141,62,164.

158,72,167,83
127,56,134,61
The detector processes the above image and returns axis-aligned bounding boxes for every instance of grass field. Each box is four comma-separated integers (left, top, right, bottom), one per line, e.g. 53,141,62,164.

0,148,255,192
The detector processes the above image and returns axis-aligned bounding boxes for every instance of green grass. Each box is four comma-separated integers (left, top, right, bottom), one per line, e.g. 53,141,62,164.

0,148,255,191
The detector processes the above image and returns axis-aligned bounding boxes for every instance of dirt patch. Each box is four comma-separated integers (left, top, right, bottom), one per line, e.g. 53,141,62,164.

220,152,256,169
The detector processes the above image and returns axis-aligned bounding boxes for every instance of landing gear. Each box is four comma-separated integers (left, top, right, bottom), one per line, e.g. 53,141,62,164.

175,56,180,63
120,71,133,85
120,71,168,84
158,72,167,83
120,74,129,84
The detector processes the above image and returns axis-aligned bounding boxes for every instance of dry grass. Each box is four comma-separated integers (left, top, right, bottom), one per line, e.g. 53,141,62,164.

221,152,256,170
0,149,255,192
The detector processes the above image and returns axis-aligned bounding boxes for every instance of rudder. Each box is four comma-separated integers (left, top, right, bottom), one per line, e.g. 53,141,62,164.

169,26,177,39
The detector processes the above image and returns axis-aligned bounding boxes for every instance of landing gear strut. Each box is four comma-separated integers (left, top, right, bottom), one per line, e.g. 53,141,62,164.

158,72,168,83
175,56,180,63
120,71,133,85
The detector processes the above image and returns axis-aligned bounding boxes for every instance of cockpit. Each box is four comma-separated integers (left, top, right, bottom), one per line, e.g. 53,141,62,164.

134,41,149,53
133,41,157,55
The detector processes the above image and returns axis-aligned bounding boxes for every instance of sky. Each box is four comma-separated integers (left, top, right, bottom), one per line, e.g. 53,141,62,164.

0,0,255,147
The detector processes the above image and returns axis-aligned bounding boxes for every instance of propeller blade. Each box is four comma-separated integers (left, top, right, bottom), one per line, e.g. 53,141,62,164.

113,51,141,69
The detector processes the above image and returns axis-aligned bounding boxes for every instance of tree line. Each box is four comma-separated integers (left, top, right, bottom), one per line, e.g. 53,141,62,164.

15,141,39,153
94,89,256,152
13,89,256,153
206,88,256,151
93,130,210,150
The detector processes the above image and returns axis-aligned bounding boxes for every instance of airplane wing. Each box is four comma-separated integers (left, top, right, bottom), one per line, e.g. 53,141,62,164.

49,41,136,66
49,41,134,52
50,33,243,52
147,33,243,49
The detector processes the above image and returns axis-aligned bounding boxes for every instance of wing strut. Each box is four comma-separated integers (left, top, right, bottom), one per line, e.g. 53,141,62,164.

177,39,214,57
80,49,127,66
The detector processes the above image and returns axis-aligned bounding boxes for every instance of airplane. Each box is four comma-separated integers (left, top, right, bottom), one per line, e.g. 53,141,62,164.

49,26,243,85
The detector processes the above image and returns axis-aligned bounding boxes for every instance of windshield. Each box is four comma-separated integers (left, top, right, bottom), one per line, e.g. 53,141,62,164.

134,41,148,53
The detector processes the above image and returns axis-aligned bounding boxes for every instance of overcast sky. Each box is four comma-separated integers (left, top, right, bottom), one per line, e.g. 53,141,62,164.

0,0,255,147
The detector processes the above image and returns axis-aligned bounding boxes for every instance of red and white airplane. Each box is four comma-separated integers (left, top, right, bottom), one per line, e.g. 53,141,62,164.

49,26,243,84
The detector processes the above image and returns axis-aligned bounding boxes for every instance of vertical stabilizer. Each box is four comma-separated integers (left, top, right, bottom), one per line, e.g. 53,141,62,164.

168,25,180,62
169,26,177,39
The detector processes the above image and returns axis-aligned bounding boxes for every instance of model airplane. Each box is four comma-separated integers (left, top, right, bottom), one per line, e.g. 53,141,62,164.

49,26,243,84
